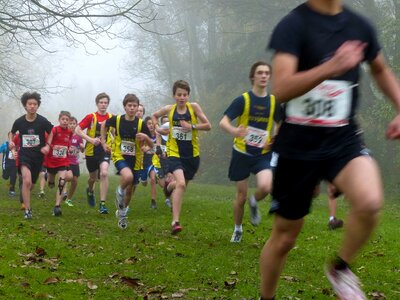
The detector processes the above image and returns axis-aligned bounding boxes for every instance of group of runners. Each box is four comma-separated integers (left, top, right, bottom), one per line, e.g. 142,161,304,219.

3,0,400,298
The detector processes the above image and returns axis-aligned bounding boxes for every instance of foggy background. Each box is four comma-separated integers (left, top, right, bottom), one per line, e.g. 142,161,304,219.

1,0,399,193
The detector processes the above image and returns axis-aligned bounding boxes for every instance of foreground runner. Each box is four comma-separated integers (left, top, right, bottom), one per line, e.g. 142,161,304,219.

1,137,18,196
260,1,400,299
76,92,112,214
9,92,53,219
152,80,211,234
101,94,153,229
220,61,278,243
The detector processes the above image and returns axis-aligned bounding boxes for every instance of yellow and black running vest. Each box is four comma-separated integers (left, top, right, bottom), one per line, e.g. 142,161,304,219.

85,112,112,157
233,92,275,155
167,103,199,158
111,115,143,171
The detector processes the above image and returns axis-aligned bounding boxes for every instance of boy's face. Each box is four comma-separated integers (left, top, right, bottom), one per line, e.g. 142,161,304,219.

173,88,189,106
59,115,70,128
68,120,77,131
96,98,109,114
136,105,144,119
24,99,39,114
125,102,139,118
146,119,154,131
252,65,270,88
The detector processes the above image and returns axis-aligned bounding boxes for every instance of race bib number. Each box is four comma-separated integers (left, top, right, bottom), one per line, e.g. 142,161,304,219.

172,127,192,141
8,151,15,159
22,135,40,148
244,126,268,148
160,145,167,153
121,140,135,156
286,80,353,127
52,145,68,158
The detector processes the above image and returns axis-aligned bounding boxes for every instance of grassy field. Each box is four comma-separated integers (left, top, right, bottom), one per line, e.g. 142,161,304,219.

0,175,399,299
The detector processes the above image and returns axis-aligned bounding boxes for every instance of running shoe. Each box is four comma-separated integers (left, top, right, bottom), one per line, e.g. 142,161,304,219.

86,187,96,207
24,209,32,219
118,216,128,229
328,218,344,230
65,199,74,207
151,199,157,209
53,206,62,217
115,186,125,210
230,230,243,243
8,190,16,197
325,264,366,300
171,221,182,235
249,201,261,226
165,198,172,208
99,202,109,214
38,191,45,198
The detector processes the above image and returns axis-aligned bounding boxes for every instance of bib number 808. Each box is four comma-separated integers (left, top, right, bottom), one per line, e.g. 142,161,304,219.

303,98,335,118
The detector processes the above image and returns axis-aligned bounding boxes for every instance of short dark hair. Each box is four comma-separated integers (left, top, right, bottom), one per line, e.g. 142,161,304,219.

249,61,272,85
21,91,41,107
143,116,152,126
95,92,110,104
172,80,190,95
59,110,71,119
160,115,168,124
123,93,140,107
69,116,78,123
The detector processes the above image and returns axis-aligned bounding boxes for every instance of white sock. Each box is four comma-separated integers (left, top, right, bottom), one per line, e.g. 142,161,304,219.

235,224,242,232
329,216,335,221
249,195,257,207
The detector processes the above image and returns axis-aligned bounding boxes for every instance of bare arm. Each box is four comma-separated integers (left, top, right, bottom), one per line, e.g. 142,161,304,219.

75,125,98,146
100,122,111,152
152,105,172,134
272,41,366,102
370,53,400,139
219,115,246,138
191,102,211,131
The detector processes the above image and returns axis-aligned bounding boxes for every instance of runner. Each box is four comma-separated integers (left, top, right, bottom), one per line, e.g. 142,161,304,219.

260,1,400,299
220,61,279,243
135,103,147,186
1,136,18,196
64,116,84,207
75,92,112,214
45,111,74,216
101,93,153,229
8,92,53,219
158,115,172,208
141,116,164,209
152,80,211,234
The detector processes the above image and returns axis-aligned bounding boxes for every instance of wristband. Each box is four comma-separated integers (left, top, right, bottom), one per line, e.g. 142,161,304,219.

191,124,196,130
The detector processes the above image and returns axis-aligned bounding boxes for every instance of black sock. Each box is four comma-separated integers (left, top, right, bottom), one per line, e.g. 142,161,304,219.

333,256,349,270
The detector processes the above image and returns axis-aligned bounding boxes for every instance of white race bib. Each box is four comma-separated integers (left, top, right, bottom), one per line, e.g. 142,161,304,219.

22,135,40,148
52,145,68,158
121,140,135,156
244,126,268,148
286,80,353,127
172,127,192,141
8,151,15,160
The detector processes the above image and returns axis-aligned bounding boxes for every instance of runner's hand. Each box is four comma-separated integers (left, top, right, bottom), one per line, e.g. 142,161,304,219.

386,114,400,139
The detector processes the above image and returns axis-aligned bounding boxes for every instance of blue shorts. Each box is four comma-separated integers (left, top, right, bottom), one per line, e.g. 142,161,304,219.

168,156,200,181
228,149,272,182
115,157,140,186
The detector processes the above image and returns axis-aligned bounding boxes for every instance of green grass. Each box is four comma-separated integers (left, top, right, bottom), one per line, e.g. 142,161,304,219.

0,176,399,299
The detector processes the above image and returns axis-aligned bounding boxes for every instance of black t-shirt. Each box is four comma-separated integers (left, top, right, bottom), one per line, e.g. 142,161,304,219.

268,3,380,159
11,114,53,158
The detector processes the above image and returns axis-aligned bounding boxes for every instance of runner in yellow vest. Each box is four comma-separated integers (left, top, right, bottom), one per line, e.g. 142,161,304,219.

220,61,279,243
152,80,211,235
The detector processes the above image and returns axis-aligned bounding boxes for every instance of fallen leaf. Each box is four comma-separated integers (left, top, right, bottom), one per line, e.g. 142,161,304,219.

108,272,119,279
229,271,237,275
21,282,30,288
281,275,300,282
87,281,98,290
124,257,138,264
368,291,387,300
43,277,59,285
120,276,141,288
35,247,46,257
171,292,184,298
224,280,236,289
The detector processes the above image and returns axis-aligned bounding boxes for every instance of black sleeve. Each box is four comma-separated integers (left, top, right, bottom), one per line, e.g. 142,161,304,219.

268,10,305,57
223,96,245,121
45,119,53,134
11,118,20,134
106,115,117,128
